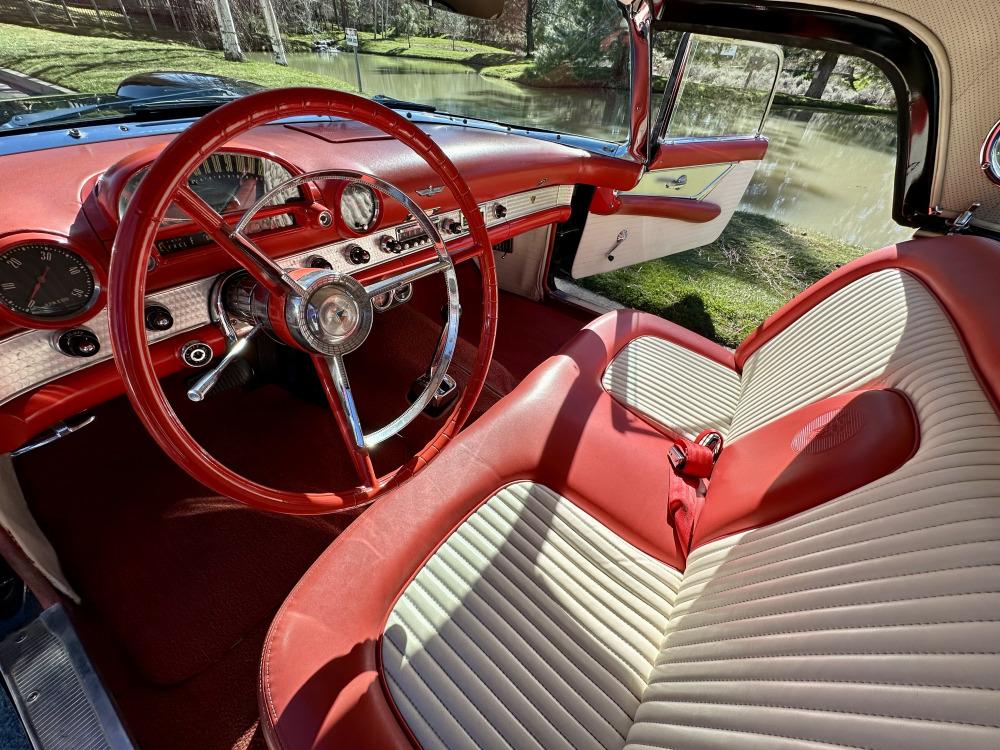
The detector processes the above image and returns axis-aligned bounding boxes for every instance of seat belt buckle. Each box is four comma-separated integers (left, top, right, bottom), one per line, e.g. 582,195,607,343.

697,430,724,460
667,444,687,471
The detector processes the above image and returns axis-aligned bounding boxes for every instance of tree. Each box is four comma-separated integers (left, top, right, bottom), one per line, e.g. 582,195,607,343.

212,0,245,60
525,0,535,56
805,51,839,99
395,0,420,44
534,0,628,86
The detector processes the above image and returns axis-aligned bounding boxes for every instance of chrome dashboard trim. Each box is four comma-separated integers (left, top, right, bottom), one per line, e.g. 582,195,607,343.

0,184,573,407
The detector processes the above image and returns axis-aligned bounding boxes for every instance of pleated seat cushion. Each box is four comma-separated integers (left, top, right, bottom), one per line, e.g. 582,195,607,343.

382,267,1000,749
382,482,683,750
602,336,740,439
623,268,1000,749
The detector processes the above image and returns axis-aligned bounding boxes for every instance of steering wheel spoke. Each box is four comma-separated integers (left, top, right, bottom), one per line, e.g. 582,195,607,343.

363,257,452,301
313,354,379,489
174,186,302,298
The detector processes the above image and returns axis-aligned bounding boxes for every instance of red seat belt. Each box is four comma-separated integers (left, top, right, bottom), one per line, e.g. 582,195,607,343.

667,429,723,559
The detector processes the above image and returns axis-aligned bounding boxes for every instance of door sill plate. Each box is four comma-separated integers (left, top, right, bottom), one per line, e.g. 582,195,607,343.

0,604,132,750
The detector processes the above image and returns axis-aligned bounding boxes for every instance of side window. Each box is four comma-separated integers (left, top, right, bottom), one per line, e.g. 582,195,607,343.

662,35,782,140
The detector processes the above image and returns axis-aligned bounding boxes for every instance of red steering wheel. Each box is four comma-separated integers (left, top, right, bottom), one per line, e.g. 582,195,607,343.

109,88,498,514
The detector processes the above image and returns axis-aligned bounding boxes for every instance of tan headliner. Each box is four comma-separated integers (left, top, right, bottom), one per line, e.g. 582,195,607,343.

756,0,1000,230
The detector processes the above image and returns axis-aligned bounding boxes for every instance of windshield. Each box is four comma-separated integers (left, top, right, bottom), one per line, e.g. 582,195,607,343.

0,1,631,141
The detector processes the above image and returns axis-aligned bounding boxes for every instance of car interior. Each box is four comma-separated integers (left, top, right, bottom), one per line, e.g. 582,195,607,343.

0,0,998,748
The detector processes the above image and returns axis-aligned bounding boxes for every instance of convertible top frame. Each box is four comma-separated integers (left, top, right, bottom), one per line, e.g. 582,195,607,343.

652,0,948,234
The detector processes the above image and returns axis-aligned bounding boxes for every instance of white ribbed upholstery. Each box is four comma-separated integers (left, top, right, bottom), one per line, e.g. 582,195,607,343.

383,269,1000,749
628,268,1000,749
603,336,741,438
731,269,932,439
382,482,683,750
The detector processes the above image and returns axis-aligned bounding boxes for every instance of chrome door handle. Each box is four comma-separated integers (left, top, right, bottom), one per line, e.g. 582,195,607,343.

659,174,687,187
607,229,628,262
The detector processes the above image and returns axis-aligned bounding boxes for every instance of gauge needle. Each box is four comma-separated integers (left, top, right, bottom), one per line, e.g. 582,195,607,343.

27,266,50,306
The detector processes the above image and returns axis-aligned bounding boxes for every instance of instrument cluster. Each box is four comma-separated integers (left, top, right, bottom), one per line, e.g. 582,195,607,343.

0,149,391,331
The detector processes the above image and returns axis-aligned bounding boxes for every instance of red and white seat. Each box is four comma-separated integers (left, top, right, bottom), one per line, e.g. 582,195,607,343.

259,235,1000,749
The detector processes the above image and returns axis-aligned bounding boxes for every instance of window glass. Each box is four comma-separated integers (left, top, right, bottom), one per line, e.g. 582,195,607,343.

663,35,781,139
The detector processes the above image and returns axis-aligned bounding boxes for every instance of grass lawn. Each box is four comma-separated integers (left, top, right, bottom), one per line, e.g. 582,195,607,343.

579,212,866,347
0,23,354,93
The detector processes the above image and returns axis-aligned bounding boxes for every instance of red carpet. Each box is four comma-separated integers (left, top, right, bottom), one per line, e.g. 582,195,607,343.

13,277,594,750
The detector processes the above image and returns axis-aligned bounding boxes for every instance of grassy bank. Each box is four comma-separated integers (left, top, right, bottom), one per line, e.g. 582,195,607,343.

0,23,354,93
482,61,894,116
580,212,866,347
289,31,519,68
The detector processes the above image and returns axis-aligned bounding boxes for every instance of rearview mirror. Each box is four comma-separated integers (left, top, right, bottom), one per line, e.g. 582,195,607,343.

432,0,505,19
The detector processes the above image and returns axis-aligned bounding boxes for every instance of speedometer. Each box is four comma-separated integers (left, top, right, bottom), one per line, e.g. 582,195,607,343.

118,151,301,224
0,243,96,319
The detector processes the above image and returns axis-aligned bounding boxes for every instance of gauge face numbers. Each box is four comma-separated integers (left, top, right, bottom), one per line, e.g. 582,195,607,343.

340,183,379,233
0,244,96,319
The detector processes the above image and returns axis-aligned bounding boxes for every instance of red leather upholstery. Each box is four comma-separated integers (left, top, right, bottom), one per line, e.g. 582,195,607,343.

693,388,919,548
260,235,1000,750
259,311,713,749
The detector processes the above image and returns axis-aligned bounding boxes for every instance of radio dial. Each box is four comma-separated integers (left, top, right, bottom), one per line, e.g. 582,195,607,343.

347,245,371,265
379,235,402,254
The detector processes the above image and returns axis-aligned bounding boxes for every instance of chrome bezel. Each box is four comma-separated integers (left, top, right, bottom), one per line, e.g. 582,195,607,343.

981,118,1000,187
338,181,381,234
283,270,374,357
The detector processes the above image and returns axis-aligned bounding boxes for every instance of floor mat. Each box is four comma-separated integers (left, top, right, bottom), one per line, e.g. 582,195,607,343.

410,263,594,381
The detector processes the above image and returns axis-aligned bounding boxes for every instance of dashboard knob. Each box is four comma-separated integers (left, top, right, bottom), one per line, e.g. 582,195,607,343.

180,341,213,368
307,255,332,270
347,245,371,265
379,236,402,254
493,203,508,220
443,219,462,235
144,305,173,332
56,328,100,358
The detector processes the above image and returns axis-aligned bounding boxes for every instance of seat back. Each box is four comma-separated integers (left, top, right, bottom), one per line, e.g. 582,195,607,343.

629,260,1000,749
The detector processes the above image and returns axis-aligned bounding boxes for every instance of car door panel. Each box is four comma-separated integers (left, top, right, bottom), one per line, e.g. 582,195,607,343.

570,33,780,279
572,155,762,278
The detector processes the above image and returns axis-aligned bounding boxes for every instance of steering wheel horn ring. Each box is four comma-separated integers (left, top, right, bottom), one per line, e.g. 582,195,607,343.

108,88,498,514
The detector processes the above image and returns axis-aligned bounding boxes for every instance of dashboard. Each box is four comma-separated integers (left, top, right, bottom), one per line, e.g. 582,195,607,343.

0,116,641,452
0,182,573,407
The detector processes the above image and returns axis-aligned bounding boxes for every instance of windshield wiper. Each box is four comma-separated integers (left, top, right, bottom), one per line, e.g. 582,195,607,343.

129,95,236,113
372,94,437,113
13,88,238,129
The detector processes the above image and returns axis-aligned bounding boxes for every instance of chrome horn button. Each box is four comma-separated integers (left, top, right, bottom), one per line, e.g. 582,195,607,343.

309,285,362,340
285,271,373,357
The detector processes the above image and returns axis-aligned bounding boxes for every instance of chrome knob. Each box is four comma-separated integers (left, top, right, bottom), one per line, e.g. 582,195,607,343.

144,305,173,332
379,235,402,254
347,245,371,265
56,328,100,358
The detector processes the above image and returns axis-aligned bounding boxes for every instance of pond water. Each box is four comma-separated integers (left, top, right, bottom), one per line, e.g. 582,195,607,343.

263,50,912,249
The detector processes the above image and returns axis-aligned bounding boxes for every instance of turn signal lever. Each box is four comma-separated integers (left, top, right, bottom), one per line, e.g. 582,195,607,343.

186,326,260,402
186,272,260,403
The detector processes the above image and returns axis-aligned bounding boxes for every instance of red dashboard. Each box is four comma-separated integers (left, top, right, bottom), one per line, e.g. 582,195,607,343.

0,119,641,452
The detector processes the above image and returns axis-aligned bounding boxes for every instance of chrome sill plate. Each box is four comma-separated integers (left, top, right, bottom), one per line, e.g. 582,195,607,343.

0,604,133,750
